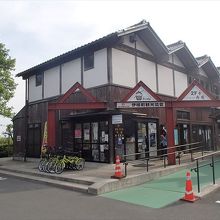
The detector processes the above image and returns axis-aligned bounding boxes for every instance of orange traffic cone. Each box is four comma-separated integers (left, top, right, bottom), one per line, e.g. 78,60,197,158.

181,171,199,202
111,155,125,179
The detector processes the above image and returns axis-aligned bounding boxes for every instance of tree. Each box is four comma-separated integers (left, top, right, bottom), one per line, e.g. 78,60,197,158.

0,43,16,118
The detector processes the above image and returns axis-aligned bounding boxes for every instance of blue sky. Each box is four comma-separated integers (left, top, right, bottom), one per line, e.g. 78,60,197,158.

0,0,220,135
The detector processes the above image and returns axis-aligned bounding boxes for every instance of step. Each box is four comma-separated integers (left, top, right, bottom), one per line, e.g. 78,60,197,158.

0,166,93,186
0,169,89,193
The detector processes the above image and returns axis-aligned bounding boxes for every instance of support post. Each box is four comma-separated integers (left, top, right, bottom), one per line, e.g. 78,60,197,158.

48,109,56,148
165,102,176,165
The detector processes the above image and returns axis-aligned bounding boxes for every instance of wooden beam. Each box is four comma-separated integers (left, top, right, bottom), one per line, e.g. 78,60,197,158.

48,102,107,110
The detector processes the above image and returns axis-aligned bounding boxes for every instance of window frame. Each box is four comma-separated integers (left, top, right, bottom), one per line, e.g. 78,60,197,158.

35,72,43,87
84,53,94,71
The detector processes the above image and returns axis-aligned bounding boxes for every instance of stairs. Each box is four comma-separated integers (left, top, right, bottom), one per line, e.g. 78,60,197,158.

0,167,94,193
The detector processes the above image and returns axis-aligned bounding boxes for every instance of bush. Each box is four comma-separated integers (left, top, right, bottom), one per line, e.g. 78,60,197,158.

0,144,13,157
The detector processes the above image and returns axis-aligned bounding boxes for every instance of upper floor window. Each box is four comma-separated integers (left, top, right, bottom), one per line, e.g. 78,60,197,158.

84,53,94,71
36,72,43,87
177,111,190,120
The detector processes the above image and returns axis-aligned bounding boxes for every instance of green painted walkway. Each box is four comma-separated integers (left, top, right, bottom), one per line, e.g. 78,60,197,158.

101,160,220,208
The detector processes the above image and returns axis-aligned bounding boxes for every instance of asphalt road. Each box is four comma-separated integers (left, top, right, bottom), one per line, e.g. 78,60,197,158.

0,174,219,220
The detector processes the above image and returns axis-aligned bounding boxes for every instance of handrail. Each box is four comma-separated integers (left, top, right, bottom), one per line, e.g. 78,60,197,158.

191,150,220,193
193,150,220,160
123,142,201,158
122,142,203,176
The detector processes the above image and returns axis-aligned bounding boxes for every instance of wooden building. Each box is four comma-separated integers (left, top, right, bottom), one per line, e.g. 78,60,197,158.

14,20,220,163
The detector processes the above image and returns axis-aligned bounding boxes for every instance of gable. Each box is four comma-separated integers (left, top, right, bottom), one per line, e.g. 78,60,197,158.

122,34,153,55
177,80,215,101
173,54,184,67
122,81,161,102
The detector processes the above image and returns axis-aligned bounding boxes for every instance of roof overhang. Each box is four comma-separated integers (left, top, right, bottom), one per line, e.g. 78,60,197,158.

196,55,219,78
167,41,198,71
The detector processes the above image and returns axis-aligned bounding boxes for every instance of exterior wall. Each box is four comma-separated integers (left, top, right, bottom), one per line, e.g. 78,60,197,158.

112,48,135,87
29,75,42,102
198,68,208,77
137,57,157,92
44,66,60,98
173,54,184,67
158,64,174,96
62,58,81,94
136,36,153,55
174,70,188,97
83,48,108,88
122,34,153,55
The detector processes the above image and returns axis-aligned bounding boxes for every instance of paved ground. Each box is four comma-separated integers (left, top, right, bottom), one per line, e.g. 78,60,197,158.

1,173,220,220
101,159,220,208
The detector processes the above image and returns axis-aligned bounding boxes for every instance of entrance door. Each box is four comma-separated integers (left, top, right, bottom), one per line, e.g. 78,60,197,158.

148,122,157,157
137,122,147,159
137,122,158,159
28,123,41,157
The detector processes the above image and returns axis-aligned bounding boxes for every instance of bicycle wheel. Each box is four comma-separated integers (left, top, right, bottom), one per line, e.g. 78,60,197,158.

38,159,45,172
55,161,65,174
47,160,56,173
75,158,85,171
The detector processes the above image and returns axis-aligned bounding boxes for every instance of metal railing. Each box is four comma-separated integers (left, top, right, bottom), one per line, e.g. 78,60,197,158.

191,150,220,193
122,142,203,176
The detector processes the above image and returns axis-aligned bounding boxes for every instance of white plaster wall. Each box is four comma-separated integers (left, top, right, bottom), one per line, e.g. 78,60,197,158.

137,57,157,92
122,35,153,55
174,71,188,97
83,48,108,88
158,65,174,96
173,54,184,67
44,66,60,98
136,36,153,55
62,58,81,94
198,68,208,77
112,48,136,87
28,75,42,102
122,35,135,48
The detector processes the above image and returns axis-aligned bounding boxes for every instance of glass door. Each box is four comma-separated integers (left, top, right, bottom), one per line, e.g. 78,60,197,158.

137,122,147,159
148,122,157,157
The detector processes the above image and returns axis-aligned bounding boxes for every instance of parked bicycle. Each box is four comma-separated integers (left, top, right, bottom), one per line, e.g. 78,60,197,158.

38,147,85,174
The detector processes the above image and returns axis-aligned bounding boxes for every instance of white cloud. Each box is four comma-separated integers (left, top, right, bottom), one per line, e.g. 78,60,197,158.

0,0,220,134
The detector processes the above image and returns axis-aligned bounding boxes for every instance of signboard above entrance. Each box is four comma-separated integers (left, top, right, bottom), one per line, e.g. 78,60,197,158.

182,85,211,101
117,102,165,108
127,86,156,102
177,80,215,101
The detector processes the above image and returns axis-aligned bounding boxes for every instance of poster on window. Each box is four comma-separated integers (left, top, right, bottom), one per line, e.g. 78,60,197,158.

75,129,82,138
84,129,90,141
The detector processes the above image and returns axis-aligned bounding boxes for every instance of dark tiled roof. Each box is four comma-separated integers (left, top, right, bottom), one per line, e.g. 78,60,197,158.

17,20,169,79
196,55,209,67
167,40,184,52
16,32,118,78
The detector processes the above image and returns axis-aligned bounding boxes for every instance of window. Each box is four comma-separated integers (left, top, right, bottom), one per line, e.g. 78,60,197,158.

36,73,43,86
84,53,94,71
177,111,190,120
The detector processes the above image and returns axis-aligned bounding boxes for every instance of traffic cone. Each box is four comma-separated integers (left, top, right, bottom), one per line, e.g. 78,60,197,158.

111,155,125,179
181,171,199,202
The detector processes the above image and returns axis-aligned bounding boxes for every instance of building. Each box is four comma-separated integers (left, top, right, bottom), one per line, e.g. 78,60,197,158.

13,20,220,163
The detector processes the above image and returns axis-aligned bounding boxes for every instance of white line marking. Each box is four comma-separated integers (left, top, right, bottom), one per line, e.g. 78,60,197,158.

216,201,220,204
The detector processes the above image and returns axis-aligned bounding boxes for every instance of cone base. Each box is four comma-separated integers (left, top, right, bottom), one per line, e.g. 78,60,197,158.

181,195,200,203
111,175,126,179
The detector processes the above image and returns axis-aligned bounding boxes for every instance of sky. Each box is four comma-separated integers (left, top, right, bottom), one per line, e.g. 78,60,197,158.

1,0,220,135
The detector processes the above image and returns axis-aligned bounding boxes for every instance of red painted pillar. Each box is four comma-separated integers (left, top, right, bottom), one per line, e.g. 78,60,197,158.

165,102,176,165
48,109,56,148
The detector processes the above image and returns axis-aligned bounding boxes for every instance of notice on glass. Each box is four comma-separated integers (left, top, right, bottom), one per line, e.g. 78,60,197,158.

100,145,104,152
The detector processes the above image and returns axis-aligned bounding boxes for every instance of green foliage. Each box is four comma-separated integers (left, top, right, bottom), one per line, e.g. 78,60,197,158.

0,136,13,157
0,43,17,118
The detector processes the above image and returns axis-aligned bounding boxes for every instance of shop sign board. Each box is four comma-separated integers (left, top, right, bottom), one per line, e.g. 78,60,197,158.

112,114,123,124
16,135,21,142
182,85,211,101
117,102,165,108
